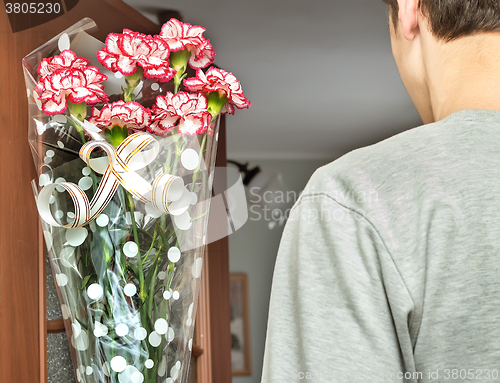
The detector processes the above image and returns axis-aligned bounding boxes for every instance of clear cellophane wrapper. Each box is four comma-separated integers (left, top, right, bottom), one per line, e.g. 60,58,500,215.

24,18,220,383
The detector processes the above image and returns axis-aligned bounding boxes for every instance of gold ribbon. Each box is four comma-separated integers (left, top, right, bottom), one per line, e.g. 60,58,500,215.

37,132,191,228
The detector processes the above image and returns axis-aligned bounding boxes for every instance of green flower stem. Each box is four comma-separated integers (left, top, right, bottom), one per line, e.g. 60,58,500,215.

161,215,167,233
174,72,188,94
163,146,173,175
171,137,186,176
147,259,160,316
123,86,135,102
126,193,146,301
68,110,121,371
174,77,181,94
201,167,208,199
67,113,87,143
141,230,157,265
67,114,99,191
155,259,175,375
190,133,208,192
166,229,176,243
124,66,143,102
172,151,181,172
155,221,170,248
120,189,149,376
77,129,87,145
170,49,191,94
75,317,89,331
141,223,173,382
136,228,154,240
190,210,209,222
127,261,138,276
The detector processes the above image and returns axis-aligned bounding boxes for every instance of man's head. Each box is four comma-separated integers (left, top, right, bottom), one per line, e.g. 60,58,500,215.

383,0,500,42
382,0,500,123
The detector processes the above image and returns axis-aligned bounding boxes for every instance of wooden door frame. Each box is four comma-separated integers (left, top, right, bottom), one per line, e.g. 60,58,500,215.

195,116,232,383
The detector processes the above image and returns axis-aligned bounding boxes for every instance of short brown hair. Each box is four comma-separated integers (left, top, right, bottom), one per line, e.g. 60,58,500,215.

383,0,500,41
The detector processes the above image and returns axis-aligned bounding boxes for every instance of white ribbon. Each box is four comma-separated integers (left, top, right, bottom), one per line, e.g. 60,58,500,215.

37,132,191,228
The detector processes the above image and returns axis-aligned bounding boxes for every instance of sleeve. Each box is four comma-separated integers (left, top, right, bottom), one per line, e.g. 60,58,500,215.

260,193,417,383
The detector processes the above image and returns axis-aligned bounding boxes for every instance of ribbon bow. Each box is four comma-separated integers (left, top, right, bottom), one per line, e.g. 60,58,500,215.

37,132,191,228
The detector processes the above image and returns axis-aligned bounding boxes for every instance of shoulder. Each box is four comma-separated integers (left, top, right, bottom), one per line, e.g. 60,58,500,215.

298,119,447,213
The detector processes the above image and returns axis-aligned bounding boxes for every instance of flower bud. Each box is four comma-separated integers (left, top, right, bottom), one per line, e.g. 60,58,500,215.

125,66,143,90
170,49,191,74
105,125,129,147
206,91,228,117
68,101,87,122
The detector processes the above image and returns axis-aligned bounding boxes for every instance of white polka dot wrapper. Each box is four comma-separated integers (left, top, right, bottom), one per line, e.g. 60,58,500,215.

24,17,234,383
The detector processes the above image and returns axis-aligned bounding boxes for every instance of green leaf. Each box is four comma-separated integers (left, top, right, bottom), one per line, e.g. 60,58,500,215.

79,273,96,290
75,317,89,331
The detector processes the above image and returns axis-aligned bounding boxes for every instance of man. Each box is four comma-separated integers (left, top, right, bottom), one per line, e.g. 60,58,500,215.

261,1,500,382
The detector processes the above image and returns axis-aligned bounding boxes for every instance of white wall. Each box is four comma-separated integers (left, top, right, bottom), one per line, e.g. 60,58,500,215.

228,158,334,383
124,0,420,160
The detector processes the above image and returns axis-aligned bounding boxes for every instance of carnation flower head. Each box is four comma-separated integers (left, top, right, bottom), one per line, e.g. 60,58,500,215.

34,55,108,115
97,29,176,82
89,100,150,131
149,91,212,136
184,67,251,115
37,50,90,78
159,18,215,69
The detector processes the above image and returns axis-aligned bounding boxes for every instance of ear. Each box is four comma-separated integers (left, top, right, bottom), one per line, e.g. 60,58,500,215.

397,0,420,40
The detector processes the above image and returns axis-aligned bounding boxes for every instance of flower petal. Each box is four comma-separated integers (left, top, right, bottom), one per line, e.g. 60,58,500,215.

116,56,137,75
42,94,67,115
88,100,149,131
105,33,122,55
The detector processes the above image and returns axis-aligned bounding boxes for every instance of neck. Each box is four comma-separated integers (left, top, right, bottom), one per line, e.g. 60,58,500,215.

425,33,500,123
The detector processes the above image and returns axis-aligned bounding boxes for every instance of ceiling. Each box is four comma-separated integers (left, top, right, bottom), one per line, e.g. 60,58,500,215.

124,0,422,160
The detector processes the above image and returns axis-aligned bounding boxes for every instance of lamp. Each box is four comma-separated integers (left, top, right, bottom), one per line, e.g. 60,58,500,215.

227,160,261,186
227,160,291,229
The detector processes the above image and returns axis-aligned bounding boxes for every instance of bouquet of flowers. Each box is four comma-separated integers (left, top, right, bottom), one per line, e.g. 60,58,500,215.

24,17,250,383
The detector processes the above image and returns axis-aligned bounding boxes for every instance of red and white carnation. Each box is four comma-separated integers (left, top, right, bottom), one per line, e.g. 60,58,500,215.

184,67,251,115
35,65,108,115
89,101,150,131
149,91,212,136
159,18,215,69
97,29,176,82
37,50,90,78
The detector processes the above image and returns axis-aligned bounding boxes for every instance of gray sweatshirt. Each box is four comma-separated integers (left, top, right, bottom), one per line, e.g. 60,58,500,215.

261,109,500,383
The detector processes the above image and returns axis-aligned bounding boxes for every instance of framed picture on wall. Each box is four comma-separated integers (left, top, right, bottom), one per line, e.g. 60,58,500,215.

230,273,252,375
